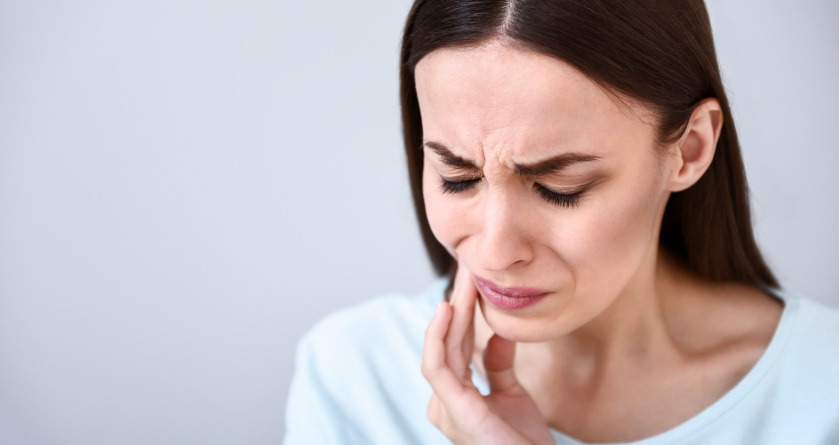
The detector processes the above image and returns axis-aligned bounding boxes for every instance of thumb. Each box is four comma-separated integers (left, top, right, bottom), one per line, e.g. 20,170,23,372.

482,333,521,394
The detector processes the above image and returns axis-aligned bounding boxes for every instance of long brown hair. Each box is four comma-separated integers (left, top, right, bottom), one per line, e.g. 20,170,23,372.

399,0,779,293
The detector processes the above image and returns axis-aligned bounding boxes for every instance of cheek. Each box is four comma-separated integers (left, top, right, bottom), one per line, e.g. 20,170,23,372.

422,163,464,257
550,175,662,293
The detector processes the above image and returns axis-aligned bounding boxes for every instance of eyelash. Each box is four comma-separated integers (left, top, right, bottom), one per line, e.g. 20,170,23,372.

439,178,584,209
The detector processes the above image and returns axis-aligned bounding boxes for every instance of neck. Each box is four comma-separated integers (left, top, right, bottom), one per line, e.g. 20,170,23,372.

471,246,704,384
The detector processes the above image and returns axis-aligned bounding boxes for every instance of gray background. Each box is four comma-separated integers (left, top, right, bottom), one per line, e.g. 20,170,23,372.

0,0,836,443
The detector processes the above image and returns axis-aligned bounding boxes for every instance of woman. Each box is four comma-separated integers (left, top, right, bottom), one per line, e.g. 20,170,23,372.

285,0,839,443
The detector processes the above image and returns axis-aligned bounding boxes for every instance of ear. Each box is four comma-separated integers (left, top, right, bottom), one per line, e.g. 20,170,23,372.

667,98,724,192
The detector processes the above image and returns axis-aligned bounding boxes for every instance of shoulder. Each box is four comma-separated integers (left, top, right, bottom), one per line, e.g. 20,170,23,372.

284,277,450,444
778,290,839,373
299,277,446,359
756,289,839,435
700,283,837,368
683,289,839,443
758,290,839,440
792,292,839,332
294,277,448,389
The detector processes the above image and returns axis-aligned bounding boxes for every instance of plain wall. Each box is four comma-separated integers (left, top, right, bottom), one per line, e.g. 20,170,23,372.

0,0,836,443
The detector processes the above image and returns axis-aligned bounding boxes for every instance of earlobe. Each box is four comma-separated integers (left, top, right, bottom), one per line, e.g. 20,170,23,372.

669,98,724,192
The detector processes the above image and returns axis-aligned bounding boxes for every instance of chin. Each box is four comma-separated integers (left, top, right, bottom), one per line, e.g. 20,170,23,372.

480,303,557,343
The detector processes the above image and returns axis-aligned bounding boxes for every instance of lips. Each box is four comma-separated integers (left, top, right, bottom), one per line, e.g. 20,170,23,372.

473,275,549,298
472,274,549,310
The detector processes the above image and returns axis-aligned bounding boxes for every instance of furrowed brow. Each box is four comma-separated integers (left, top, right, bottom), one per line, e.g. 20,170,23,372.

514,153,601,177
423,140,600,177
423,141,481,175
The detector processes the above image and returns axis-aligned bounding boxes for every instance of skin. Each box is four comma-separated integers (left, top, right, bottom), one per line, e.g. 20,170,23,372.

417,39,783,444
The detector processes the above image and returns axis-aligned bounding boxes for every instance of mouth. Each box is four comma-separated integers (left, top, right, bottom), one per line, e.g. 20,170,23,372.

472,274,549,310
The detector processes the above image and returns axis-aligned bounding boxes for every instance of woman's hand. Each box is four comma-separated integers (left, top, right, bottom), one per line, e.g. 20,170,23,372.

421,261,554,445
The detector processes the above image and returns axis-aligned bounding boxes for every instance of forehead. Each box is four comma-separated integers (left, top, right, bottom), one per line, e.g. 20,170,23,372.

414,41,653,163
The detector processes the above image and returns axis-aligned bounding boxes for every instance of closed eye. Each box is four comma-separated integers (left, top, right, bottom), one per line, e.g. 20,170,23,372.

534,183,584,208
439,178,481,194
439,177,586,209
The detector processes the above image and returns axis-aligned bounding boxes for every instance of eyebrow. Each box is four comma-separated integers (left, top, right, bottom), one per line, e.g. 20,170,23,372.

423,141,601,177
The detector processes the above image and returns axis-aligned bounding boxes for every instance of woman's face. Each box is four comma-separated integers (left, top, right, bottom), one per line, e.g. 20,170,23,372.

415,42,676,342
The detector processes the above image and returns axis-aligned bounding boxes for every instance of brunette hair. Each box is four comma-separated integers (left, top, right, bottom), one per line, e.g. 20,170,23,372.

399,0,779,293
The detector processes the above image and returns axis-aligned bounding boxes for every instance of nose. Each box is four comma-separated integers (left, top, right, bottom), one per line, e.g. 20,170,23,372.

475,187,535,272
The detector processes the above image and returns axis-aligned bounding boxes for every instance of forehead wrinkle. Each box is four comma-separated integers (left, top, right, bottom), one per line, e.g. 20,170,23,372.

417,42,652,177
475,127,526,178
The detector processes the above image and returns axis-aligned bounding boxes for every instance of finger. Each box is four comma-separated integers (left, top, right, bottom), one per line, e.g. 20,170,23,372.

427,394,440,427
483,333,521,394
423,302,453,380
446,262,478,378
421,302,470,403
436,404,462,444
427,395,461,443
448,260,470,308
461,310,476,378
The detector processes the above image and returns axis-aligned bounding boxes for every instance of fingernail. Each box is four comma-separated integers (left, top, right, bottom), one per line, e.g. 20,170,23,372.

435,302,444,315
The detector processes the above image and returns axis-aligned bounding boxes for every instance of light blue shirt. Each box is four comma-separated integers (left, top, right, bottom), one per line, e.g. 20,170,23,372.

284,277,839,444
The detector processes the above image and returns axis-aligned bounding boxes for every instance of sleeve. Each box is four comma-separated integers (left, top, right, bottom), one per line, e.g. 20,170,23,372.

282,330,368,445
